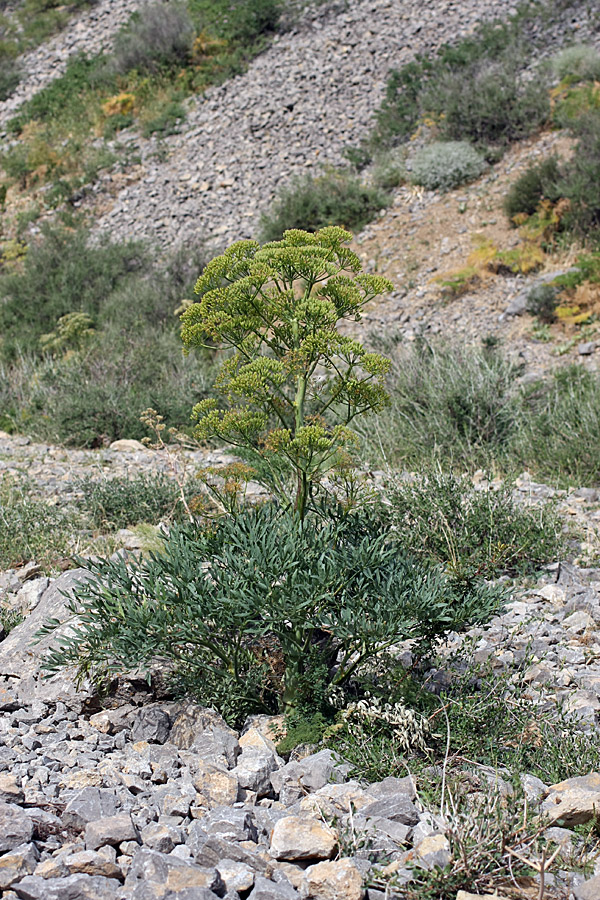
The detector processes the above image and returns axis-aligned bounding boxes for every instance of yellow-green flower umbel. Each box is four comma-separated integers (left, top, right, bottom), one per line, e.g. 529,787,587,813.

181,226,392,519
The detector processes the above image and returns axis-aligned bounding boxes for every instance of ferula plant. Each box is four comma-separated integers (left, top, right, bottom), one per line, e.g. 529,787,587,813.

181,226,392,518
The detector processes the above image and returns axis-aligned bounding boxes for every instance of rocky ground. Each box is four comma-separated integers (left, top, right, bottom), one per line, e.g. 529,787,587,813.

2,435,600,898
2,0,600,896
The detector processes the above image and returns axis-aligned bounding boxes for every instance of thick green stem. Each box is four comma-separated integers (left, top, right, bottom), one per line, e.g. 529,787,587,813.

292,317,309,520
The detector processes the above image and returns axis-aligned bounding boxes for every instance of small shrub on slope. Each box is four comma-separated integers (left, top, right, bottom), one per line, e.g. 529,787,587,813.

110,2,194,75
503,155,561,221
260,171,389,241
409,141,486,191
552,43,600,84
430,60,549,151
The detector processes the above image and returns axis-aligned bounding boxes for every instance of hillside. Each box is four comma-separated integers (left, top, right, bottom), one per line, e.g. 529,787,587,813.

1,1,600,898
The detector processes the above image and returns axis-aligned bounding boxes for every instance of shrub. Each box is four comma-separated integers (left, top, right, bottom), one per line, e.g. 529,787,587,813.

503,155,561,221
0,225,146,360
21,325,214,447
430,60,550,150
225,0,281,44
0,56,20,102
408,141,486,192
182,227,392,518
552,43,600,84
385,471,564,580
259,171,389,241
526,282,560,322
0,477,75,569
77,472,186,530
557,111,600,243
110,2,194,75
41,504,504,725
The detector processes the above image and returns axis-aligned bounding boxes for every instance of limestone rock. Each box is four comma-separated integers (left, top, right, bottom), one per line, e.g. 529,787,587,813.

0,802,34,853
62,788,120,832
85,813,138,851
415,833,451,869
194,762,239,807
270,816,337,861
0,843,39,889
541,773,600,826
300,859,364,899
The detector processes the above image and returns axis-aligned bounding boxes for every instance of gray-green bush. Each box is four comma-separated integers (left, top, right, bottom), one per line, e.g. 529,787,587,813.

41,504,503,725
409,141,486,191
109,2,194,75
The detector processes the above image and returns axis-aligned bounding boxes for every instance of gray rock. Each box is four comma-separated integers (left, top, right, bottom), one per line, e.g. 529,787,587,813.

131,707,172,745
249,874,299,899
0,569,92,703
13,873,121,900
269,816,337,861
141,821,183,853
271,750,344,803
85,813,138,850
574,873,600,900
0,842,39,889
204,806,258,843
359,795,420,826
578,342,597,356
520,774,548,804
124,847,224,895
235,749,280,797
62,788,120,832
0,802,34,852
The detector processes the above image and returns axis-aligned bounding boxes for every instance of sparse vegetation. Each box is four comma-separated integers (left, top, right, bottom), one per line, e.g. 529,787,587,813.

385,470,564,580
76,472,189,531
358,340,600,486
0,477,76,569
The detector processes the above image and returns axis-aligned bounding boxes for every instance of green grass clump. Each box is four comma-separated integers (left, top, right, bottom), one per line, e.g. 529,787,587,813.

358,340,600,487
357,341,521,473
517,365,600,486
260,170,389,241
0,477,76,569
409,141,486,191
503,156,561,221
77,472,187,530
385,471,564,580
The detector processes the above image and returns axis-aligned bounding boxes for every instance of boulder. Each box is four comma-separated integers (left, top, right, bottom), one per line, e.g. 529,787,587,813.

0,569,91,704
541,773,600,827
270,817,337,861
0,802,34,852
